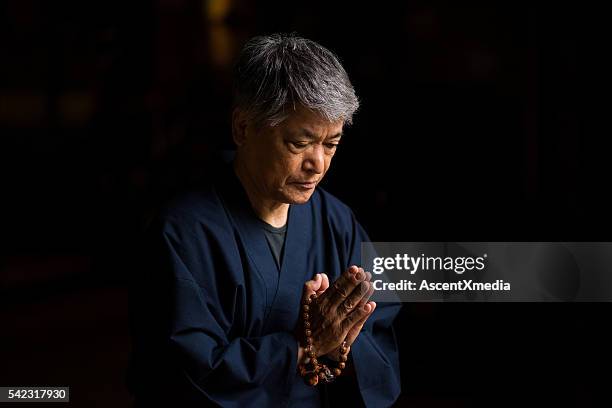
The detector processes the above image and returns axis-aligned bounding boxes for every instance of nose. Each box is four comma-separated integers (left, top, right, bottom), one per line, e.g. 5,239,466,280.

302,144,324,174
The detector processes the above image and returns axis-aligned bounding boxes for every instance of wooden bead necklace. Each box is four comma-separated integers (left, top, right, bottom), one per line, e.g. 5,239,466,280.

298,292,350,386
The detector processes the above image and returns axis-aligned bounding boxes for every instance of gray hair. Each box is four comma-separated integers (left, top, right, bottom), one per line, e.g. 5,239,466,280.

232,33,359,127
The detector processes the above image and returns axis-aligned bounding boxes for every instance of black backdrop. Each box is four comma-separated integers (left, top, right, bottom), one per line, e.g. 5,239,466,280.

1,1,609,407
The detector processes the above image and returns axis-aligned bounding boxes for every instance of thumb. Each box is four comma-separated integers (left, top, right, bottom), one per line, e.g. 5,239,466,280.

315,273,329,296
302,274,322,303
311,273,323,291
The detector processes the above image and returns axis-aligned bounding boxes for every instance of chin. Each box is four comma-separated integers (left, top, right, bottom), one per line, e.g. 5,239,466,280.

284,190,315,205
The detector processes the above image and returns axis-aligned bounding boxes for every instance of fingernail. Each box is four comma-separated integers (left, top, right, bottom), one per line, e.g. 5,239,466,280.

363,304,371,312
355,271,364,280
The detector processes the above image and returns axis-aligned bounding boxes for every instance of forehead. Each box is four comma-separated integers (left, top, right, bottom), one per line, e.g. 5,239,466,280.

280,106,344,137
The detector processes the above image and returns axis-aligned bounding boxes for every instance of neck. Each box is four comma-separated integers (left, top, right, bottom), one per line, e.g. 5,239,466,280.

233,155,289,228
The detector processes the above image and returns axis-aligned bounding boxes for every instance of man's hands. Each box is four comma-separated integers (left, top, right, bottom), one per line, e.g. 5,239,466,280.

297,266,376,361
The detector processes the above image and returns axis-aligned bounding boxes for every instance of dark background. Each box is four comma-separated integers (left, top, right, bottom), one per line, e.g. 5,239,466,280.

1,1,609,407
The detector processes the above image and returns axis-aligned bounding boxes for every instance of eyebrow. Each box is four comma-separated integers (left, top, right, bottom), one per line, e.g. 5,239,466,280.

300,128,343,140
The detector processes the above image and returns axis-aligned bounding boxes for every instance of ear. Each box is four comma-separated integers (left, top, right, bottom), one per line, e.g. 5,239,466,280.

232,108,248,147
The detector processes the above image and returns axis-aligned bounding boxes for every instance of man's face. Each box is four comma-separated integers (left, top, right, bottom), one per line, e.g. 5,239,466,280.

236,106,344,205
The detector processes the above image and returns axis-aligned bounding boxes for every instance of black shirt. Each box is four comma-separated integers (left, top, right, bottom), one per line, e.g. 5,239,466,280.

259,219,287,271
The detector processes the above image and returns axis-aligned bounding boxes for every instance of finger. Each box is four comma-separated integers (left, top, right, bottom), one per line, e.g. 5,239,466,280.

342,300,375,333
342,282,374,327
345,302,377,345
301,274,322,304
338,280,371,317
356,267,368,283
316,273,330,295
326,266,366,310
355,280,375,308
312,273,322,291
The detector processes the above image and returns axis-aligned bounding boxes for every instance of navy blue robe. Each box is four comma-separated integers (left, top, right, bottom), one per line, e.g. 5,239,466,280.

128,158,401,407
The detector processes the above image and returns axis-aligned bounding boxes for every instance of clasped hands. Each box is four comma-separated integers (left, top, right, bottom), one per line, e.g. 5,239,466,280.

296,266,376,363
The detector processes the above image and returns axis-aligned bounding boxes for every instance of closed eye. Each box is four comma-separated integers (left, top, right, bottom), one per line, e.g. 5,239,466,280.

290,141,309,148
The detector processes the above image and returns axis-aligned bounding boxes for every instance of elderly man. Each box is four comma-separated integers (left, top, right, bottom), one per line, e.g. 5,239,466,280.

128,33,401,407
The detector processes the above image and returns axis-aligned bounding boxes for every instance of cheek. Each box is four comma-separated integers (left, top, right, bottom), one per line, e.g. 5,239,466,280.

285,156,304,177
323,155,334,173
266,158,297,191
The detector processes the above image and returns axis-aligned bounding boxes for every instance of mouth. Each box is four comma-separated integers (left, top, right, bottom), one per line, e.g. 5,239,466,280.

292,181,318,190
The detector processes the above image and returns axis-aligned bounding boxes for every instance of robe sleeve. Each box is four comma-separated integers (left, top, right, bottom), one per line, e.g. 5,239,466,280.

346,212,402,407
129,214,300,407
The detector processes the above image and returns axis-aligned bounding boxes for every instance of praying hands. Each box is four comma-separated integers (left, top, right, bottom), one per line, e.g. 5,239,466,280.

297,266,376,364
